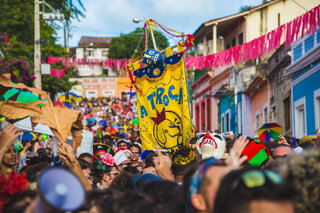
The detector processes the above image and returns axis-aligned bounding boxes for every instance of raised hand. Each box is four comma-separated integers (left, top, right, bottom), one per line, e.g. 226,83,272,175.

0,123,22,151
278,135,288,144
58,142,76,166
153,146,174,181
58,141,92,191
226,136,249,168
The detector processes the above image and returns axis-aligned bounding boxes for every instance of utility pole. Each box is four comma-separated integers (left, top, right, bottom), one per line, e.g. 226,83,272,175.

34,0,42,89
66,22,70,53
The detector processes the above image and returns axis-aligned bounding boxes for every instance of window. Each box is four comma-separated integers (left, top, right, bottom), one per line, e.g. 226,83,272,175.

284,97,291,131
294,97,306,138
232,38,236,47
196,105,200,131
86,90,97,99
217,103,220,131
315,89,320,129
102,90,114,97
226,44,230,50
255,111,260,133
103,69,108,76
201,102,205,131
101,50,108,57
221,114,225,133
121,91,127,99
293,43,303,62
277,13,280,27
263,8,268,33
271,104,276,123
226,110,230,132
207,98,211,131
238,103,241,134
238,33,243,45
85,50,94,57
263,105,268,124
304,34,314,54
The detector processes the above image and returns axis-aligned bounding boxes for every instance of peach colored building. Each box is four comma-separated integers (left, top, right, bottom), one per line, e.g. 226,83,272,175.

70,77,118,99
246,76,269,136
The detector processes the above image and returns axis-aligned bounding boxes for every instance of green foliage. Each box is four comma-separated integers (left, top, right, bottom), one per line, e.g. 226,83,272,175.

0,0,85,97
240,5,252,12
108,28,169,59
0,36,35,86
42,73,76,100
0,0,85,44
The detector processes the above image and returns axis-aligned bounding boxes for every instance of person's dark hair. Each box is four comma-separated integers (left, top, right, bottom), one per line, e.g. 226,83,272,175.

92,159,112,184
79,152,93,160
45,147,52,156
284,136,292,145
23,162,50,182
182,162,199,202
122,166,140,175
144,152,156,168
225,138,235,153
76,188,122,212
213,167,295,213
104,193,164,213
140,180,185,213
110,171,135,193
299,141,314,150
3,190,37,213
265,142,279,156
130,144,142,154
78,158,92,170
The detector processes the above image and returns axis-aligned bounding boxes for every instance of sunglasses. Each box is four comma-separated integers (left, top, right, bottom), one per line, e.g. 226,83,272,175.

121,162,132,167
214,170,283,213
131,150,140,154
231,170,282,190
108,171,118,175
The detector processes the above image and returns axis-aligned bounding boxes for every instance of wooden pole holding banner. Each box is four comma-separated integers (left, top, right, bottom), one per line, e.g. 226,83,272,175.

149,25,157,50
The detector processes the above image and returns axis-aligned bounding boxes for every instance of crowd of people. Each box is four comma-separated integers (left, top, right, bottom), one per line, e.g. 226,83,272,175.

1,96,320,213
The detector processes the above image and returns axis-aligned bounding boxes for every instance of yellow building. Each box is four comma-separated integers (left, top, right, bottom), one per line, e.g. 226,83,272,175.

117,77,131,98
194,0,319,56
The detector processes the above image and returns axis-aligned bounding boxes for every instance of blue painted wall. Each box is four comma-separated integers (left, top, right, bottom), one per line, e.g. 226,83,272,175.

293,30,320,63
292,62,320,136
219,94,236,134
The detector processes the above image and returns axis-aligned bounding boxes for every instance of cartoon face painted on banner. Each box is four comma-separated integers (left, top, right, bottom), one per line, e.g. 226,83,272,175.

152,110,183,149
142,49,164,67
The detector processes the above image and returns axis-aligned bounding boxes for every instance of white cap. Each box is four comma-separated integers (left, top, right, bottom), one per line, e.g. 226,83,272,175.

114,150,129,166
293,146,303,154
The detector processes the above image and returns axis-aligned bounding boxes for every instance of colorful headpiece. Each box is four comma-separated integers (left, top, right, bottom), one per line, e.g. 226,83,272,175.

241,139,271,167
93,143,115,158
172,147,196,166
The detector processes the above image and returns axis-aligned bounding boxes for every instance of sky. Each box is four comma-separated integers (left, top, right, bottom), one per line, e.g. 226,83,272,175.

56,0,263,47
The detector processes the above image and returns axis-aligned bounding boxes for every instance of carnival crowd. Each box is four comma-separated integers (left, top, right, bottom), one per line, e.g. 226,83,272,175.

0,96,320,213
